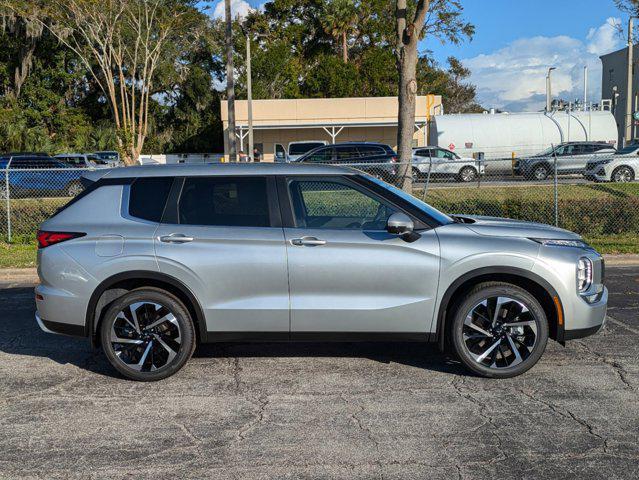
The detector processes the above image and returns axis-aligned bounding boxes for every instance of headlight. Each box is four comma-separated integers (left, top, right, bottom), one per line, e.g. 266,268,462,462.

531,238,592,249
577,257,593,292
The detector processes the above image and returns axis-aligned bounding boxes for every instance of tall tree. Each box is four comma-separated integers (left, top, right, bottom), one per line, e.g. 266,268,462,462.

321,0,358,63
7,0,206,164
394,0,473,191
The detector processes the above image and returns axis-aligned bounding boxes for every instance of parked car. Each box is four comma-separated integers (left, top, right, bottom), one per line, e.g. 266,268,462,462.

286,141,328,162
93,151,121,167
0,155,85,198
295,142,399,182
55,153,100,168
513,142,616,180
583,144,639,182
412,146,484,182
35,163,607,381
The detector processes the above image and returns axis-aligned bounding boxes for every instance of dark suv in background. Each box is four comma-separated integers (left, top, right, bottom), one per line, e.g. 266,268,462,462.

295,142,399,182
513,142,616,180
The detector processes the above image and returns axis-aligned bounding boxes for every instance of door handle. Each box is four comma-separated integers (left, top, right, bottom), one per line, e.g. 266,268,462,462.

291,236,326,247
159,234,194,244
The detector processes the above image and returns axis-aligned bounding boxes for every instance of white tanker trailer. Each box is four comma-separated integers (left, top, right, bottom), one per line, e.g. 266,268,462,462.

428,110,618,172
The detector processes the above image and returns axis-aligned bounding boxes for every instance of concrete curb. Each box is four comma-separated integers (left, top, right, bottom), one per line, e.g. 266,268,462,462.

1,254,639,285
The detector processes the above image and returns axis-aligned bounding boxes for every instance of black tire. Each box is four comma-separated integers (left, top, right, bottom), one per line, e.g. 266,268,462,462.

100,288,196,381
530,164,549,181
457,166,478,183
450,282,548,379
611,165,635,183
411,167,422,182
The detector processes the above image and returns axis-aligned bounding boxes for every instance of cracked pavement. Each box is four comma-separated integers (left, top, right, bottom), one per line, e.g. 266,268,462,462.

0,267,638,479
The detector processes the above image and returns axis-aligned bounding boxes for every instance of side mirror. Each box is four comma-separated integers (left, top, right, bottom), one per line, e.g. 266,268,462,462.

386,212,414,235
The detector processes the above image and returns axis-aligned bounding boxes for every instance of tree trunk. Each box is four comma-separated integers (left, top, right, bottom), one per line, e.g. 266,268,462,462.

225,0,237,162
396,35,418,193
342,31,348,63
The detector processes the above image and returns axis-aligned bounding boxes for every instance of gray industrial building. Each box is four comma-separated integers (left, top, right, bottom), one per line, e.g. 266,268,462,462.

601,45,638,146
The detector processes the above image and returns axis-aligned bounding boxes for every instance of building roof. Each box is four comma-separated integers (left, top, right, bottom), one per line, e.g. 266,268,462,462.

82,162,357,182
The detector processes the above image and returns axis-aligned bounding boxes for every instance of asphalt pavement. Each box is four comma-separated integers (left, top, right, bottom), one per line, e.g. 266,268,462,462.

0,268,638,479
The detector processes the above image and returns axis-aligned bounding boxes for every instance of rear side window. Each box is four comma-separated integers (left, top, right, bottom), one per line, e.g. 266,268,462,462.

129,177,173,222
357,146,384,156
178,177,270,227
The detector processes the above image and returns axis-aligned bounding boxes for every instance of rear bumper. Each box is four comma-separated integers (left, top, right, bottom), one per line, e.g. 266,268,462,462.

35,312,86,337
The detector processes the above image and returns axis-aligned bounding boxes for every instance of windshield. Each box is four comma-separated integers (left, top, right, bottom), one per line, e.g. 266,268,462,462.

536,145,557,156
616,145,638,155
365,175,454,225
289,142,324,155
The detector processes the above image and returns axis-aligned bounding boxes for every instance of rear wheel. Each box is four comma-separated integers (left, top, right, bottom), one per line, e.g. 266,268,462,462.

457,166,478,183
450,282,548,378
100,288,196,381
611,166,634,183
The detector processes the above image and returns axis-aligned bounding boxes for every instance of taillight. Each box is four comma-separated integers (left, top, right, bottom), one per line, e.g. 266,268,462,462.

36,230,85,248
391,156,397,163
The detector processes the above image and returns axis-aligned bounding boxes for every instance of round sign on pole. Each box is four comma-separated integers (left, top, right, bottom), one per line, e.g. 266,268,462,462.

633,111,639,121
448,143,455,151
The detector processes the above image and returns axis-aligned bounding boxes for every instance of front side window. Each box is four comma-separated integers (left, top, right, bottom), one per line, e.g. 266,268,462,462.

289,179,396,230
178,176,270,227
305,147,334,163
335,146,360,160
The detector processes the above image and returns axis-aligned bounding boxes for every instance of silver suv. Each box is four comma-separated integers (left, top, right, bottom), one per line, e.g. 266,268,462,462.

35,164,607,381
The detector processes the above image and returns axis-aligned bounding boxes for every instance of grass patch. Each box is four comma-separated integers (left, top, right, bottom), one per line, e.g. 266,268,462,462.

0,242,37,268
584,234,639,255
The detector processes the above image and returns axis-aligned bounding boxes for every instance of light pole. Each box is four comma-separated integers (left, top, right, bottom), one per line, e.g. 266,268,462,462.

242,26,267,162
546,67,556,112
625,17,636,146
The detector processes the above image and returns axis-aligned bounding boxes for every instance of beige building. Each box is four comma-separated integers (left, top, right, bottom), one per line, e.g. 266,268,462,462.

220,95,442,162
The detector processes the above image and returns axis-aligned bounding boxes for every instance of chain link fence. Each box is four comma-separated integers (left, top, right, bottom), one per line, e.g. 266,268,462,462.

1,153,638,253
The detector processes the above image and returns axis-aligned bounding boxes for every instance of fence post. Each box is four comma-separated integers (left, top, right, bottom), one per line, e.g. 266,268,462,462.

552,146,558,227
5,162,11,242
422,157,433,201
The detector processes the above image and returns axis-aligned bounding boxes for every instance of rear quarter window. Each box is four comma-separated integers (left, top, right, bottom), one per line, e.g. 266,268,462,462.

129,177,173,222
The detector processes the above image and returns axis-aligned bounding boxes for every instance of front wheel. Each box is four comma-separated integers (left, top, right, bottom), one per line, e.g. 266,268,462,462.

457,166,478,183
100,288,196,381
450,282,548,378
612,166,634,183
65,181,84,197
531,164,549,181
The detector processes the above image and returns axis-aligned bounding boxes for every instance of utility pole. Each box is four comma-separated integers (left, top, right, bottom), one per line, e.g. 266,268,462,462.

246,30,253,162
546,67,556,112
225,0,237,162
583,65,588,109
625,17,635,147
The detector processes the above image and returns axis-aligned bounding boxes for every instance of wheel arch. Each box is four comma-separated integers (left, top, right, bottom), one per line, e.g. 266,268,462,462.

436,266,564,351
86,270,207,347
612,164,635,180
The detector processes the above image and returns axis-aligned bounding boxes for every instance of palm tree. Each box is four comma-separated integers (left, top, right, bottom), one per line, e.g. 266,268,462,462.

321,0,358,63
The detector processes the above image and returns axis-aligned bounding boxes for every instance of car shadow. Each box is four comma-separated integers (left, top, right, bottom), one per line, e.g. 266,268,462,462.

0,286,467,379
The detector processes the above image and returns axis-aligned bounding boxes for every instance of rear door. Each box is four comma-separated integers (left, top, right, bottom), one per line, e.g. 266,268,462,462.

280,175,440,334
154,175,290,334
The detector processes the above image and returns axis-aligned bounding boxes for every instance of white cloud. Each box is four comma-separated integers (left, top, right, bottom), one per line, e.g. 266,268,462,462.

462,18,623,112
587,17,622,56
212,0,253,20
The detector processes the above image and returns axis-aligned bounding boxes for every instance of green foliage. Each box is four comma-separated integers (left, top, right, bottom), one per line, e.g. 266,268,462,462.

303,55,360,97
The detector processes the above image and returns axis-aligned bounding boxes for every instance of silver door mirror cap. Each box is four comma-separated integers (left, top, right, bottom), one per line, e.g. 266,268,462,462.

386,212,414,235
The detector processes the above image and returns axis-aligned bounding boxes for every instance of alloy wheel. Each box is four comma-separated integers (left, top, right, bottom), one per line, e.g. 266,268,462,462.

460,167,477,182
533,166,548,181
613,167,633,183
110,301,182,372
462,296,538,369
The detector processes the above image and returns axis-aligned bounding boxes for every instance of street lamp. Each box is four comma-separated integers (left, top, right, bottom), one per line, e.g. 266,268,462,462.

546,67,556,112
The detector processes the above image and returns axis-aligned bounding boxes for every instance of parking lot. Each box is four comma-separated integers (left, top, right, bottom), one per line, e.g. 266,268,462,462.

0,267,637,479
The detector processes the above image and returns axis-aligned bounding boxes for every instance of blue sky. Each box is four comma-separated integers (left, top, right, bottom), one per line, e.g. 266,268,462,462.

210,0,627,111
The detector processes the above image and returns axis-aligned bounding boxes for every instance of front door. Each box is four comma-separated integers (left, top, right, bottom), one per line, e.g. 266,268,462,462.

155,176,289,333
281,176,440,334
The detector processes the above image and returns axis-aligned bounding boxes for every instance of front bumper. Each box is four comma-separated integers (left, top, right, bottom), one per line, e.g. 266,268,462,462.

561,286,608,341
